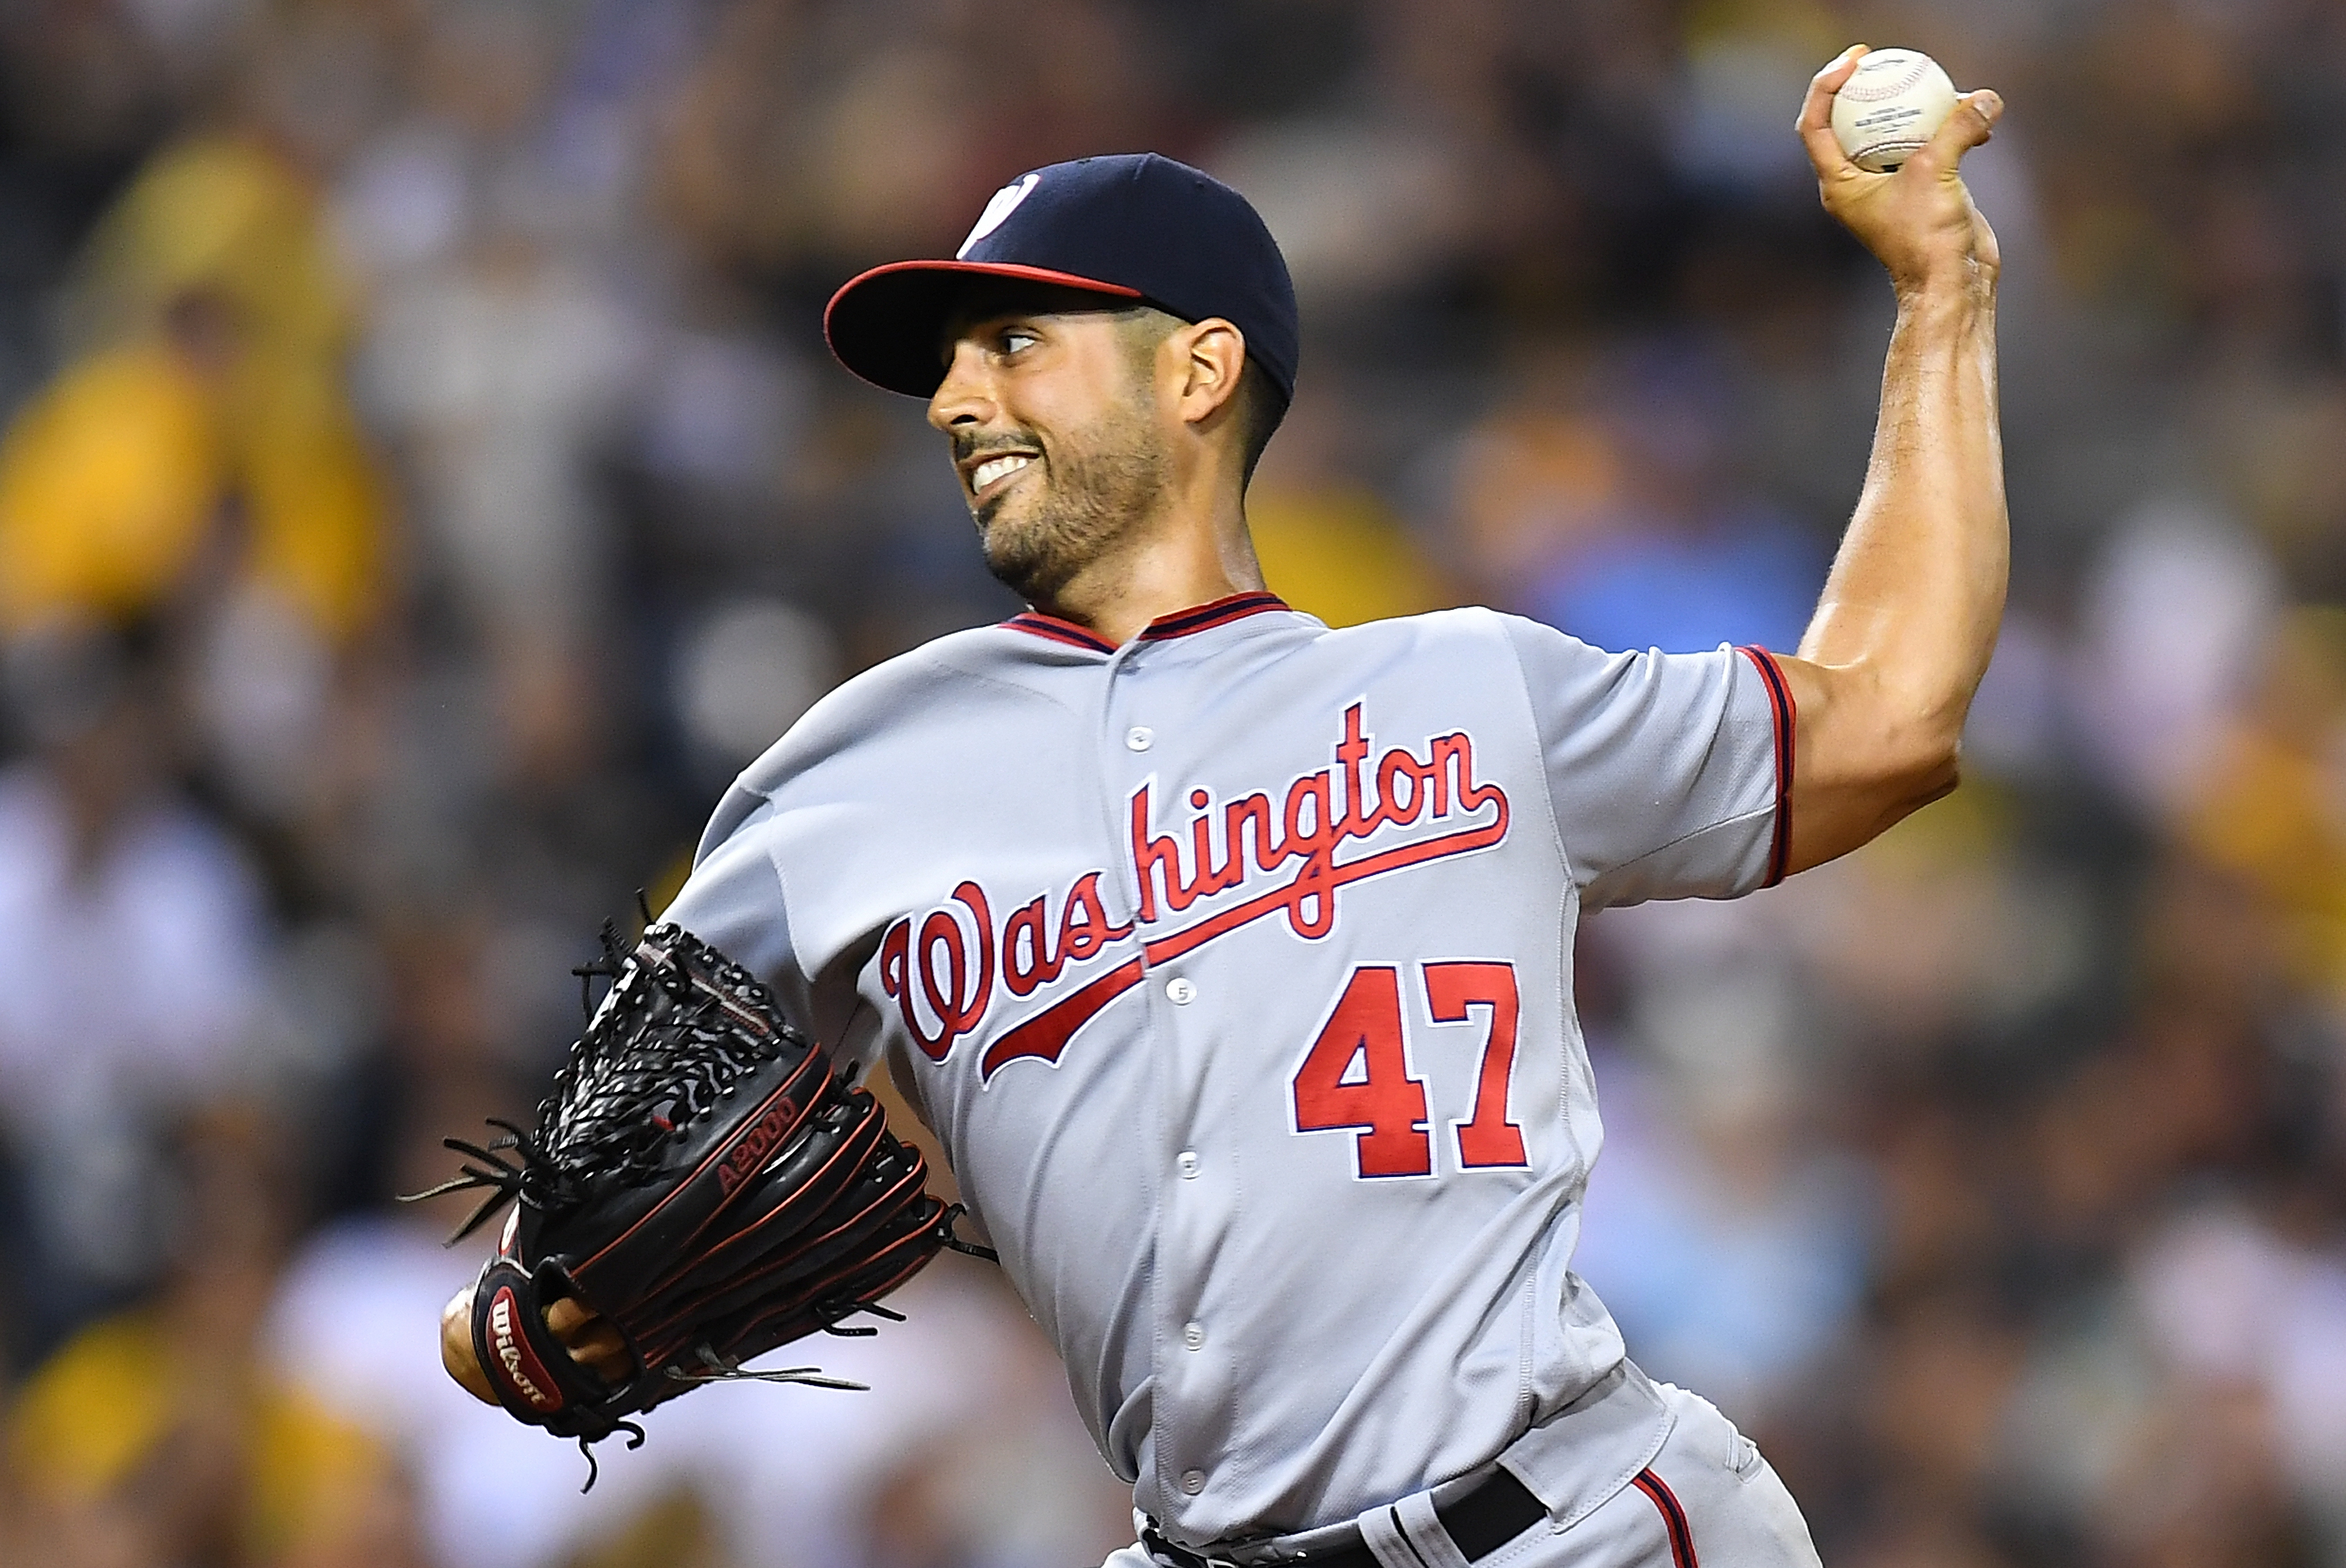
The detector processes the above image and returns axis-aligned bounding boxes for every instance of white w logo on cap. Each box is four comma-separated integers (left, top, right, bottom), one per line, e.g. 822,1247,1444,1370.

956,174,1040,260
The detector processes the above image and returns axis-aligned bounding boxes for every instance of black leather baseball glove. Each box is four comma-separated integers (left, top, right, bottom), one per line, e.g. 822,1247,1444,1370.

413,920,978,1481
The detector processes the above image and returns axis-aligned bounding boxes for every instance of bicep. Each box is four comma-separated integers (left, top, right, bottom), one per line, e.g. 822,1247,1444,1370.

1769,653,1963,876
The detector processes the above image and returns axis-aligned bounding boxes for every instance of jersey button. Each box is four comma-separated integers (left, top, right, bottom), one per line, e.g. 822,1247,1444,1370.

1181,1470,1206,1495
1165,978,1196,1005
1182,1321,1205,1351
1125,726,1153,752
1177,1150,1200,1179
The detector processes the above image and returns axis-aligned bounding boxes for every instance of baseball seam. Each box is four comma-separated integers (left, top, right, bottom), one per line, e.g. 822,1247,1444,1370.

1840,56,1930,102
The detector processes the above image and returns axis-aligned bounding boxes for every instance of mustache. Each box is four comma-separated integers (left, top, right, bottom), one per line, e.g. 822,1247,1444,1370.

950,429,1044,465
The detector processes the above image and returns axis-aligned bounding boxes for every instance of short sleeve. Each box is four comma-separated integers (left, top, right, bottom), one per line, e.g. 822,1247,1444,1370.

1499,617,1792,910
662,796,810,1013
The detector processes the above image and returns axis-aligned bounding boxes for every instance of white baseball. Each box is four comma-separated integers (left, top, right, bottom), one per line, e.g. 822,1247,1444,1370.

1830,48,1959,174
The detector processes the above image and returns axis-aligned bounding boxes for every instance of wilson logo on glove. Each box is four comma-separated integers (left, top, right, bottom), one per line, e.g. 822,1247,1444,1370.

490,1287,563,1412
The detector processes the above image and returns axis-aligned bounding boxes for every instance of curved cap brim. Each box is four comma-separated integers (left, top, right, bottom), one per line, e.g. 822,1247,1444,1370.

823,260,1146,398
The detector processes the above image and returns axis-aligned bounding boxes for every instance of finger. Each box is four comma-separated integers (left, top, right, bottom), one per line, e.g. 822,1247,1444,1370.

1796,45,1871,177
543,1295,615,1357
575,1330,632,1383
571,1324,629,1365
543,1296,632,1381
542,1295,591,1333
567,1320,626,1355
1903,89,2003,181
543,1295,603,1343
440,1286,497,1405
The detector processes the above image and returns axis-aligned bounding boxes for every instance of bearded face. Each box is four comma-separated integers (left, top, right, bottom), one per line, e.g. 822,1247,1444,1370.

955,389,1171,602
932,292,1179,605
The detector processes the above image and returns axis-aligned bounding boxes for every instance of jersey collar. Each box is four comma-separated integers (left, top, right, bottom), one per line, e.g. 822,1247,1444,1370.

1003,592,1292,654
1000,611,1118,654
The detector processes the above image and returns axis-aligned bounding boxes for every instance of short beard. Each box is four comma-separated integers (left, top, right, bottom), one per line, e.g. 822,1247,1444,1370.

967,404,1171,605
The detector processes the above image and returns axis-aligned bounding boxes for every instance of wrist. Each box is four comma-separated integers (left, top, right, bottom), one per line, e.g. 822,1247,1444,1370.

1892,264,1997,316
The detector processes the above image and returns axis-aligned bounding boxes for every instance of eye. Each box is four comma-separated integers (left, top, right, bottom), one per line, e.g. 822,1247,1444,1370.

999,327,1039,357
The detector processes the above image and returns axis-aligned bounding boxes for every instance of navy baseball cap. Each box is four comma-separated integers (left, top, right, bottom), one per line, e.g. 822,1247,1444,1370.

823,152,1298,407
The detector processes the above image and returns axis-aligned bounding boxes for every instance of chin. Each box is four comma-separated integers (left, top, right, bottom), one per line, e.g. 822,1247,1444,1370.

976,496,1045,561
972,473,1046,536
981,545,1061,603
979,524,1077,603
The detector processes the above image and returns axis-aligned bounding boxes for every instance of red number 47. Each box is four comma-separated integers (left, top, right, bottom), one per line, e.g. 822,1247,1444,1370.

1289,962,1527,1179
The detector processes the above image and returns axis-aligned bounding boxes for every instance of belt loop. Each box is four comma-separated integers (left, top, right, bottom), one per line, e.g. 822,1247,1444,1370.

1391,1492,1474,1568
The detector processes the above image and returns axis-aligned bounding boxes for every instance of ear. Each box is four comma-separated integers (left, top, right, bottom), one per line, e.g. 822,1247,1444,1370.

1169,318,1247,432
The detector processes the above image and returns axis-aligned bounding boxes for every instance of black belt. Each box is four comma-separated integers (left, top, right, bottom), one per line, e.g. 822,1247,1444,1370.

1142,1466,1547,1568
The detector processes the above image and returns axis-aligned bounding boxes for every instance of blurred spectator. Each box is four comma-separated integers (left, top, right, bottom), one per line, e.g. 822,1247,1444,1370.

1519,342,1824,654
7,1107,423,1568
2181,606,2346,1003
362,227,639,784
671,597,839,786
1574,1035,1874,1428
2072,497,2280,816
1438,342,1627,606
1246,386,1452,626
267,1058,625,1568
7,134,389,647
0,131,393,846
0,624,271,1355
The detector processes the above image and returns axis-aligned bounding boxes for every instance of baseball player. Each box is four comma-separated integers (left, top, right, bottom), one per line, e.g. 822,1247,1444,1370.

447,48,2005,1567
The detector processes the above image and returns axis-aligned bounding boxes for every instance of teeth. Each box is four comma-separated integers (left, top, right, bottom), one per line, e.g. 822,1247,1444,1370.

973,455,1031,490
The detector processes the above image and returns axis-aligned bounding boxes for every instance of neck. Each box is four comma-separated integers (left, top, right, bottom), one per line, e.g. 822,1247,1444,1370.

1029,479,1264,647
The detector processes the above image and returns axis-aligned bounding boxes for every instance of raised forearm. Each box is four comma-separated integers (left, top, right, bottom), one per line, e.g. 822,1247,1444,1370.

1773,48,2007,873
1799,283,2006,756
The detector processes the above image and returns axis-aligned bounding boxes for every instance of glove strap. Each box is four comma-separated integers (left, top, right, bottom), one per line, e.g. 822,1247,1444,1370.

468,1257,622,1431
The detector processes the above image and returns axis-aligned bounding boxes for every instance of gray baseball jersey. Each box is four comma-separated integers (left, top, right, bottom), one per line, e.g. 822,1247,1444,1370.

662,593,1791,1546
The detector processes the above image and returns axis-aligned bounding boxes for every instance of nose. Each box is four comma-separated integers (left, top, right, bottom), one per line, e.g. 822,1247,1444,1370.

927,339,995,432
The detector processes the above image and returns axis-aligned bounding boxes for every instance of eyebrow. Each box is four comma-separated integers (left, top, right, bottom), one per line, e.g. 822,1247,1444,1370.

936,312,1035,362
934,304,1150,363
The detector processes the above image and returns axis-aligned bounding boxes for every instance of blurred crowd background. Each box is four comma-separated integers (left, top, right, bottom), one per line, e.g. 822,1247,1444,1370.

0,0,2341,1565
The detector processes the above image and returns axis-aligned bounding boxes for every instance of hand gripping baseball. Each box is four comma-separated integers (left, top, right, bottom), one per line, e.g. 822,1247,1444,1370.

1800,46,2002,299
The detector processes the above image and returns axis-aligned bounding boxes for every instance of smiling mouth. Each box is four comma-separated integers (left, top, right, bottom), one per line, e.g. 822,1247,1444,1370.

970,454,1035,495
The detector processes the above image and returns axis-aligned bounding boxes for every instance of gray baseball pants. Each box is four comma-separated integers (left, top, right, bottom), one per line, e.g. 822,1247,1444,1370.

1106,1381,1823,1568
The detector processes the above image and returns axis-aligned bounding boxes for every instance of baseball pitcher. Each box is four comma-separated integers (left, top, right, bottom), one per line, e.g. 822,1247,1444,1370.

440,48,2005,1568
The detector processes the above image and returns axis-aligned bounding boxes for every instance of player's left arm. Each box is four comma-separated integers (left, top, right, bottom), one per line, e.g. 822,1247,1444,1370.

1769,48,2007,876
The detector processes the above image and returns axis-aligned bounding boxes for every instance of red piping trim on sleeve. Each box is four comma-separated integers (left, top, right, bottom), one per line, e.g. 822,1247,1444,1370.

1630,1469,1699,1568
1737,646,1795,888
